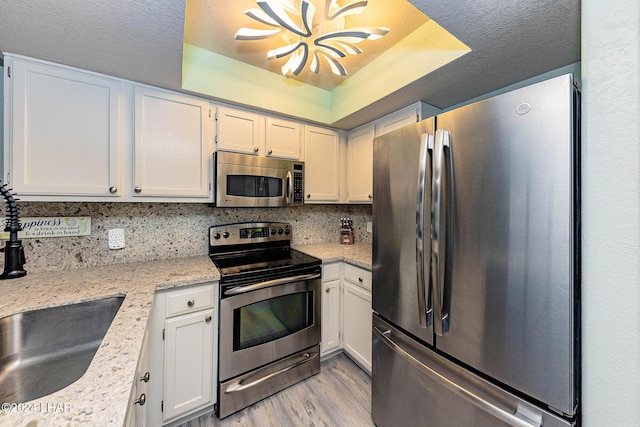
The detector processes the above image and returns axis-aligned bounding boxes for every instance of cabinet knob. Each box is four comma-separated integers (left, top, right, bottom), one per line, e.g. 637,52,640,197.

358,277,364,282
368,194,373,199
253,147,259,152
109,186,118,194
307,194,311,198
325,287,331,293
187,299,195,307
268,149,273,155
134,187,142,193
205,315,212,323
134,393,146,406
139,372,150,383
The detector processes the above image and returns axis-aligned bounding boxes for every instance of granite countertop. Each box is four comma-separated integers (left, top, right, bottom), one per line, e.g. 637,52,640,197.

0,243,372,427
0,256,220,427
294,242,372,270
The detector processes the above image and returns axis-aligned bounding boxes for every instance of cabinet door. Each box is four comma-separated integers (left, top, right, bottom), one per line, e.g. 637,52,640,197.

7,58,122,196
375,105,419,136
321,278,341,356
347,125,374,203
343,280,372,374
304,126,340,203
216,106,262,155
134,87,210,198
265,117,301,159
130,328,149,427
163,309,214,422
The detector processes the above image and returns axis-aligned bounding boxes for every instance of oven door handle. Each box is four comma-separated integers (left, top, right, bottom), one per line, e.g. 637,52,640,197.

223,272,321,296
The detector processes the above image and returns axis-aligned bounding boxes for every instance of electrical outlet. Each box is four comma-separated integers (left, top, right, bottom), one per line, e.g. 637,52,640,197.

366,221,373,233
108,228,125,249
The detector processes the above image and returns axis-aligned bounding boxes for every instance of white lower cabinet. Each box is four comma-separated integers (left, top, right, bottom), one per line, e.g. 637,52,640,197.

126,328,150,427
321,262,341,356
145,282,218,427
342,266,372,375
163,309,214,420
320,262,372,375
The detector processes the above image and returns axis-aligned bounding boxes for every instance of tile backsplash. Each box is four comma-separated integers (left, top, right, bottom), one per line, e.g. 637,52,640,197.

3,202,372,272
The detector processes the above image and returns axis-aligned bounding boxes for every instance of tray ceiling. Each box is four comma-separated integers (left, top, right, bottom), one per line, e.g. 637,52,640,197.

0,0,580,130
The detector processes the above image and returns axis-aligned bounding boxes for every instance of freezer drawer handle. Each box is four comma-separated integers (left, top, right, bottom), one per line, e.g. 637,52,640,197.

223,273,321,296
373,326,542,427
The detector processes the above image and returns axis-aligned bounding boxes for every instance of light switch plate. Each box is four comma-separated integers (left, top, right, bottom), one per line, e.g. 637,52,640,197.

108,228,125,249
366,221,373,233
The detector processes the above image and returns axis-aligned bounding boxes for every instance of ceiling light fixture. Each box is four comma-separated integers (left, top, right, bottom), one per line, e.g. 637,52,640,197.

235,0,390,77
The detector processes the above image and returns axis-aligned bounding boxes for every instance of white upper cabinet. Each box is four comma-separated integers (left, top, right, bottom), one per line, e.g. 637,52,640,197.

304,126,341,203
5,56,122,197
347,125,374,203
215,105,263,155
375,104,421,136
344,102,437,204
215,106,302,160
265,117,302,159
133,87,210,198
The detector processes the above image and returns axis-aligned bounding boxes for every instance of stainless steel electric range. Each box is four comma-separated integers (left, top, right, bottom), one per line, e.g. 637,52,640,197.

209,222,322,418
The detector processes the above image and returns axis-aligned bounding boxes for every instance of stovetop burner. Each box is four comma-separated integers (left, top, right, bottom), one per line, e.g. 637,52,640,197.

208,222,321,281
212,247,318,275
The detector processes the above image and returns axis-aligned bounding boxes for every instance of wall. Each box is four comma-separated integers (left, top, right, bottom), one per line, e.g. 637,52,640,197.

9,203,372,272
582,1,640,426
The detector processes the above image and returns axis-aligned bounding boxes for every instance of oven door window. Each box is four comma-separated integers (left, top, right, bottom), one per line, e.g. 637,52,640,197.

227,175,283,198
234,291,313,350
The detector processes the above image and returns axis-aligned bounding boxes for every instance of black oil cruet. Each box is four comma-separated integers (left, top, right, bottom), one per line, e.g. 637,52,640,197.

0,183,26,279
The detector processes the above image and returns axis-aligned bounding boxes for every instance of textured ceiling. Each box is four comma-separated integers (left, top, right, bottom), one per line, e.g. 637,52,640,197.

0,0,580,130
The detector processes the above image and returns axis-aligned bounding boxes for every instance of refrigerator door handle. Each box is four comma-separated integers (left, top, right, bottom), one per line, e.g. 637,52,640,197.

432,130,450,336
416,133,434,328
373,326,543,427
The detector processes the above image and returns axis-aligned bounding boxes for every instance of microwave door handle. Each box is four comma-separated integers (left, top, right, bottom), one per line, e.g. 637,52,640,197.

285,170,293,205
258,176,266,197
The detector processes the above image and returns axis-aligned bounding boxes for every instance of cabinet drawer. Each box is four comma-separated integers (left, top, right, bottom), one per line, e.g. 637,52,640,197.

343,263,372,291
322,262,341,282
165,285,215,318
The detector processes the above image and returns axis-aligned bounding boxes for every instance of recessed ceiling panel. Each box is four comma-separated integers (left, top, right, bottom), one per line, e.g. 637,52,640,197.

184,0,430,90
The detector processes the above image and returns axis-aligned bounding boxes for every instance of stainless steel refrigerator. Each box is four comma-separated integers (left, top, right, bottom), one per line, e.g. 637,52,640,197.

372,74,580,427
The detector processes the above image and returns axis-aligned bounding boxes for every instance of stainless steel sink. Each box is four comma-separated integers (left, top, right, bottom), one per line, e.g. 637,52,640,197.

0,295,125,403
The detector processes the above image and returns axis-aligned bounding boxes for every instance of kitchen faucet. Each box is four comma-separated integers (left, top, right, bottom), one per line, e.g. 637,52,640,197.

0,183,26,279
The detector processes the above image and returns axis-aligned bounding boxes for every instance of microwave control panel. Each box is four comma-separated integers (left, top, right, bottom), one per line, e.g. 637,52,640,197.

293,170,303,204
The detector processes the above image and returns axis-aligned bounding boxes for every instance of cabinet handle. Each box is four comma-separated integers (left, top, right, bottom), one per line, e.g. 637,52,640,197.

325,287,331,293
134,393,146,406
253,147,259,153
134,187,142,193
109,186,118,194
187,299,195,307
205,315,212,323
268,149,273,155
139,372,150,383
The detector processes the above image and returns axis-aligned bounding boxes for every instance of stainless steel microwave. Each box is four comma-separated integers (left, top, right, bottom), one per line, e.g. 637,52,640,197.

214,152,304,207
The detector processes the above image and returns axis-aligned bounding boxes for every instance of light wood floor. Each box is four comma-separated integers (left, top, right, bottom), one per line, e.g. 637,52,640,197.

178,353,374,427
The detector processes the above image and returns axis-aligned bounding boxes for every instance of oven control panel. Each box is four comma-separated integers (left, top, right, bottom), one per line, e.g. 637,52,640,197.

209,222,292,247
